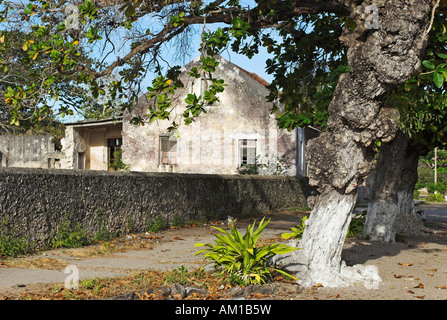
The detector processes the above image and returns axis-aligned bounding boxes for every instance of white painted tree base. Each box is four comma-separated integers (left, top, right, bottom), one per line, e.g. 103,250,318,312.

272,188,382,288
273,240,382,288
363,200,398,242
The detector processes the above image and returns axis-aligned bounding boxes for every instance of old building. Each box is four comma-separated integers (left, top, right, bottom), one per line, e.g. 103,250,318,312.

61,118,123,170
0,135,63,169
61,56,319,176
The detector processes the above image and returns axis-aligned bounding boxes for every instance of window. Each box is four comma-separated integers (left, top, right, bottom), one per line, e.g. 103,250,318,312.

239,139,256,167
160,136,177,165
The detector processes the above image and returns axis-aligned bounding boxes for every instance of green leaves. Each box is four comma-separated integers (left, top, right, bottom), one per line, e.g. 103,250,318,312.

421,59,446,89
422,60,436,70
194,217,299,285
229,17,249,38
169,11,185,27
433,70,444,88
281,216,307,240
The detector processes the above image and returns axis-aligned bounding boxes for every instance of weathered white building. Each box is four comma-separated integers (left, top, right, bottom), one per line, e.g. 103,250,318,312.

61,56,319,176
0,135,63,169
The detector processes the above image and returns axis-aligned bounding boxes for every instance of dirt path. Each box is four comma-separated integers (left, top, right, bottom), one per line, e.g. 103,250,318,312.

1,204,447,300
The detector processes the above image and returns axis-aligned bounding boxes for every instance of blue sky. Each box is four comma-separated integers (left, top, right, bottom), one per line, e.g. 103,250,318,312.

59,2,276,123
60,41,274,123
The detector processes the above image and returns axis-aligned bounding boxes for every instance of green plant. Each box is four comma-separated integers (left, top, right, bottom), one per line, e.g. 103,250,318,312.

281,216,307,240
346,211,366,238
163,265,190,285
146,214,169,232
0,215,35,257
426,182,447,194
108,150,131,171
81,278,98,290
51,219,91,248
413,189,420,199
395,233,407,243
194,217,299,285
228,273,246,286
426,192,445,202
171,215,185,227
94,221,111,241
237,163,259,175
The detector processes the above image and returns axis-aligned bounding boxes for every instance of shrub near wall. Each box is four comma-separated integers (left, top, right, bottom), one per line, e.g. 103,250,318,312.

0,168,312,246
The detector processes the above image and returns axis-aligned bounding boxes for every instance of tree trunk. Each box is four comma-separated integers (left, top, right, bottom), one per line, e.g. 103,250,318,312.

274,1,432,287
364,139,430,241
394,150,430,235
363,131,409,242
274,188,381,287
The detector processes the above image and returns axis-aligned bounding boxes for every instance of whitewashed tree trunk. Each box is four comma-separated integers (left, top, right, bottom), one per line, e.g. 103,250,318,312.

394,151,430,235
274,189,381,287
274,1,432,287
363,131,409,242
364,138,429,241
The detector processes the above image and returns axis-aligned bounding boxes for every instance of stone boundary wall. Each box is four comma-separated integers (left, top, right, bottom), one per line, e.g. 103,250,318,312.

0,168,313,244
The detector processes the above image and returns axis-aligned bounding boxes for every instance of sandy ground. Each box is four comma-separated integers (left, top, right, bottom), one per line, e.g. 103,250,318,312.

1,203,447,300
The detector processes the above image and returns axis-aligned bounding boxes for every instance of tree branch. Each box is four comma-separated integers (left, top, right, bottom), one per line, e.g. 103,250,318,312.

61,0,353,79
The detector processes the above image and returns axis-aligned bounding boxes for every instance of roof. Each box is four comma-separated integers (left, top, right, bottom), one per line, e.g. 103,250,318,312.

235,66,270,88
63,117,123,127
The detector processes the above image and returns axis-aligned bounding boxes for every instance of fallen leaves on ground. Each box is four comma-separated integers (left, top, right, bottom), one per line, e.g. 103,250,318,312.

412,283,425,289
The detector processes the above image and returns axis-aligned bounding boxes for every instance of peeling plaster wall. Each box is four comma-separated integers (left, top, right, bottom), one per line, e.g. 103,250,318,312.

0,135,61,169
0,168,313,244
123,56,297,175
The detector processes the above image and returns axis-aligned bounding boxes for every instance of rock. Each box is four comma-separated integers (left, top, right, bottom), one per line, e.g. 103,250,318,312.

277,283,299,294
227,286,245,297
185,286,207,297
227,284,280,297
107,292,139,300
170,283,186,298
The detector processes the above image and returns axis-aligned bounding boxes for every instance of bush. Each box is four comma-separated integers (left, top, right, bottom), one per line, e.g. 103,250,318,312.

426,192,445,202
108,150,131,171
413,189,420,199
195,217,298,285
146,214,169,232
0,215,35,257
51,219,91,248
426,182,447,194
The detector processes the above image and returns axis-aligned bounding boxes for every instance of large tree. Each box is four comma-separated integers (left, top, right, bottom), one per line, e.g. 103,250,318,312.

1,0,445,287
364,12,447,242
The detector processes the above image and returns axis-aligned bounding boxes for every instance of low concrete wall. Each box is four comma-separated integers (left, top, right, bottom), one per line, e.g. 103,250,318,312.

0,168,312,244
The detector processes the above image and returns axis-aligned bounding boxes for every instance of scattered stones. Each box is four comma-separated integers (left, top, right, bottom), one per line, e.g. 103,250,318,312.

185,286,207,297
225,284,285,298
170,283,186,298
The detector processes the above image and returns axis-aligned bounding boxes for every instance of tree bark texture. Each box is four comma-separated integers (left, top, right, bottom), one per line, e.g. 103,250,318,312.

275,0,433,287
394,148,431,235
365,134,430,241
363,131,409,242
